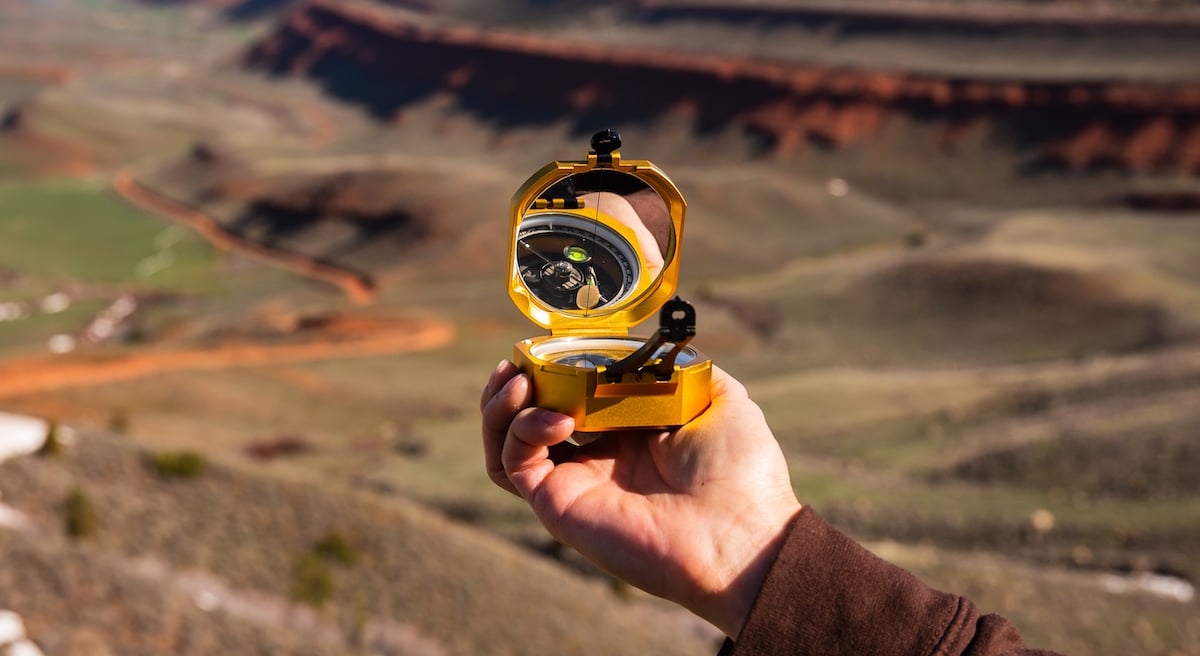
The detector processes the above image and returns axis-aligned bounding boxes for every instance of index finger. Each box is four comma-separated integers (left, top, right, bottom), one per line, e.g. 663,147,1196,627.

481,360,520,413
481,363,529,496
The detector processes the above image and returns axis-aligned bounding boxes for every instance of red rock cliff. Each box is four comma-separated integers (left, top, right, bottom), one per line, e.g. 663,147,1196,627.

245,1,1200,174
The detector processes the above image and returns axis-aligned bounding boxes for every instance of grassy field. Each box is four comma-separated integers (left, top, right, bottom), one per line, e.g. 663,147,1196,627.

0,0,1198,653
0,180,218,287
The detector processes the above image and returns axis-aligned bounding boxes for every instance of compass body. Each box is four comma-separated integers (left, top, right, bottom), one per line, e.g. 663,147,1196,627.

507,132,712,432
512,335,710,431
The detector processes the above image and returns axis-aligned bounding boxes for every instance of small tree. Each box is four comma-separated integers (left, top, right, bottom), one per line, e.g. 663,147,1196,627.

37,421,62,457
64,487,97,539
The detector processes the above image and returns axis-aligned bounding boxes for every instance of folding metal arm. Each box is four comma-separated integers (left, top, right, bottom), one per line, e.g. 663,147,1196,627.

603,296,696,383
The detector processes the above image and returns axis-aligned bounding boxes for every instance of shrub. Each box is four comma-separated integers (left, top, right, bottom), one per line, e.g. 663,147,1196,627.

108,409,130,434
392,435,428,458
146,450,207,478
290,552,334,607
37,420,62,457
312,531,358,567
608,575,634,601
64,487,97,539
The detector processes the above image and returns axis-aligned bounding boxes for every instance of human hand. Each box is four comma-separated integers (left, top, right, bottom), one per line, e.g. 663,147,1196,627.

480,361,801,637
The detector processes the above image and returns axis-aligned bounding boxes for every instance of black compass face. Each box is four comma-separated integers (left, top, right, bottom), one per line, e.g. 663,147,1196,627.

516,213,640,313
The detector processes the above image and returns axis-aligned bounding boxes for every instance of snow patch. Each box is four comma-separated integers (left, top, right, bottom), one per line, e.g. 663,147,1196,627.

0,611,45,656
0,612,25,645
0,413,47,463
5,641,44,656
0,504,31,531
1101,572,1196,603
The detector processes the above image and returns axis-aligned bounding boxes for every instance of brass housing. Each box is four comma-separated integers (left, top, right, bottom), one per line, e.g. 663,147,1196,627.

508,135,712,432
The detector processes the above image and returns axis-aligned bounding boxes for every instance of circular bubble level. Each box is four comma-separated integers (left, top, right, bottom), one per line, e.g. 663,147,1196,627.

564,245,591,263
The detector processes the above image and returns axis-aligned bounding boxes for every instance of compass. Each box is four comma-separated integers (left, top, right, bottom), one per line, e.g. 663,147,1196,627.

507,130,712,432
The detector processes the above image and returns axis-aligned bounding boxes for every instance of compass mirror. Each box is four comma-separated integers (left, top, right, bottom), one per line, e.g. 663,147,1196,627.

514,171,672,316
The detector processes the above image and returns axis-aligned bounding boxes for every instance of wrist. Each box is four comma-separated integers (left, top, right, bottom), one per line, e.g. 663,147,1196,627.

692,499,803,638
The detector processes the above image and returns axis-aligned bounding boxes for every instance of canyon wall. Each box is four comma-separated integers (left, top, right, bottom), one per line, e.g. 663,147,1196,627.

245,1,1200,175
626,0,1200,33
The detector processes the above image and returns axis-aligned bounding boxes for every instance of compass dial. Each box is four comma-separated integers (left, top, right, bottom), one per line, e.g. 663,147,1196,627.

516,213,641,313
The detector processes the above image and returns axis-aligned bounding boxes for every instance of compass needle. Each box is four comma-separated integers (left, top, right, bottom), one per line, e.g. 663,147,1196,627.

519,239,555,265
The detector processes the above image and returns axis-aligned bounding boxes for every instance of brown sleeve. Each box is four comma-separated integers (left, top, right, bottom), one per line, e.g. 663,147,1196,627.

721,507,1063,656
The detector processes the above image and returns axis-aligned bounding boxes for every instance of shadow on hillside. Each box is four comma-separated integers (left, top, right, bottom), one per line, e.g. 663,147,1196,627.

949,430,1200,500
227,199,427,264
843,257,1172,364
247,19,791,141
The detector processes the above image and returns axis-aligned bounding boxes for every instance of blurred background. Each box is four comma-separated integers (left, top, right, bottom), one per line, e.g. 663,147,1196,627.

0,0,1198,653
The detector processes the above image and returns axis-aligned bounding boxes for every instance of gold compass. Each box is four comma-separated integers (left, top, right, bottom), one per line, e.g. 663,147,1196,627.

507,130,712,432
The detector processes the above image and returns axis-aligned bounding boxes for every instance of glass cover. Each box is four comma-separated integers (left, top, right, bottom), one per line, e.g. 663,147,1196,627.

529,336,699,369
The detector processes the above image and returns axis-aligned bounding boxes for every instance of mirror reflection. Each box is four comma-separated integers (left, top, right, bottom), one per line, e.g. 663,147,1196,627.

515,172,671,313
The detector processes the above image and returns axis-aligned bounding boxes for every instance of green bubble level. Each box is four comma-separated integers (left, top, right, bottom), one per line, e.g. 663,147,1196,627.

565,246,589,262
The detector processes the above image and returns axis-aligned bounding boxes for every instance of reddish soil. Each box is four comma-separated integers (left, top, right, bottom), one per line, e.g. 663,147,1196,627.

0,314,455,398
112,170,377,303
0,64,73,85
245,1,1200,175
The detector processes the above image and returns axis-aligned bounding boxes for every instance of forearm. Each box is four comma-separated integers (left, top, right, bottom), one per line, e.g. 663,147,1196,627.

722,507,1063,656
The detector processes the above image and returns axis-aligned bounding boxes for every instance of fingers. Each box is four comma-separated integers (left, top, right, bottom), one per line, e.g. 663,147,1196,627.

480,360,520,413
482,363,749,502
480,360,576,499
481,361,528,496
502,407,575,499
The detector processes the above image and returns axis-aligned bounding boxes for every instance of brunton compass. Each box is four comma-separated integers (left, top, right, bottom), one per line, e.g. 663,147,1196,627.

507,130,712,432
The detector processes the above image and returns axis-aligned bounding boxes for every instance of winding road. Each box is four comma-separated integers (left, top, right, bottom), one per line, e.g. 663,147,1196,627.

112,170,376,304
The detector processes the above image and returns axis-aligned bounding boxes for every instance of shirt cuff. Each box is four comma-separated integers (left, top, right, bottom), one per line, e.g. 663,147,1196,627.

723,506,963,656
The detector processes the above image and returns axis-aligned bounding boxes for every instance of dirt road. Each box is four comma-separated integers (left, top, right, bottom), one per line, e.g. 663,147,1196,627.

0,316,455,398
112,170,376,304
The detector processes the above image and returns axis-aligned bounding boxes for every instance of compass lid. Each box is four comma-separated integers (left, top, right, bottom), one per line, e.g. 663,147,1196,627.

508,132,686,335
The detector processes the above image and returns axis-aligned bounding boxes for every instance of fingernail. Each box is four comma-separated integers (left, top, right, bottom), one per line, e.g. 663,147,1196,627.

532,408,573,431
488,360,508,386
499,372,527,396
